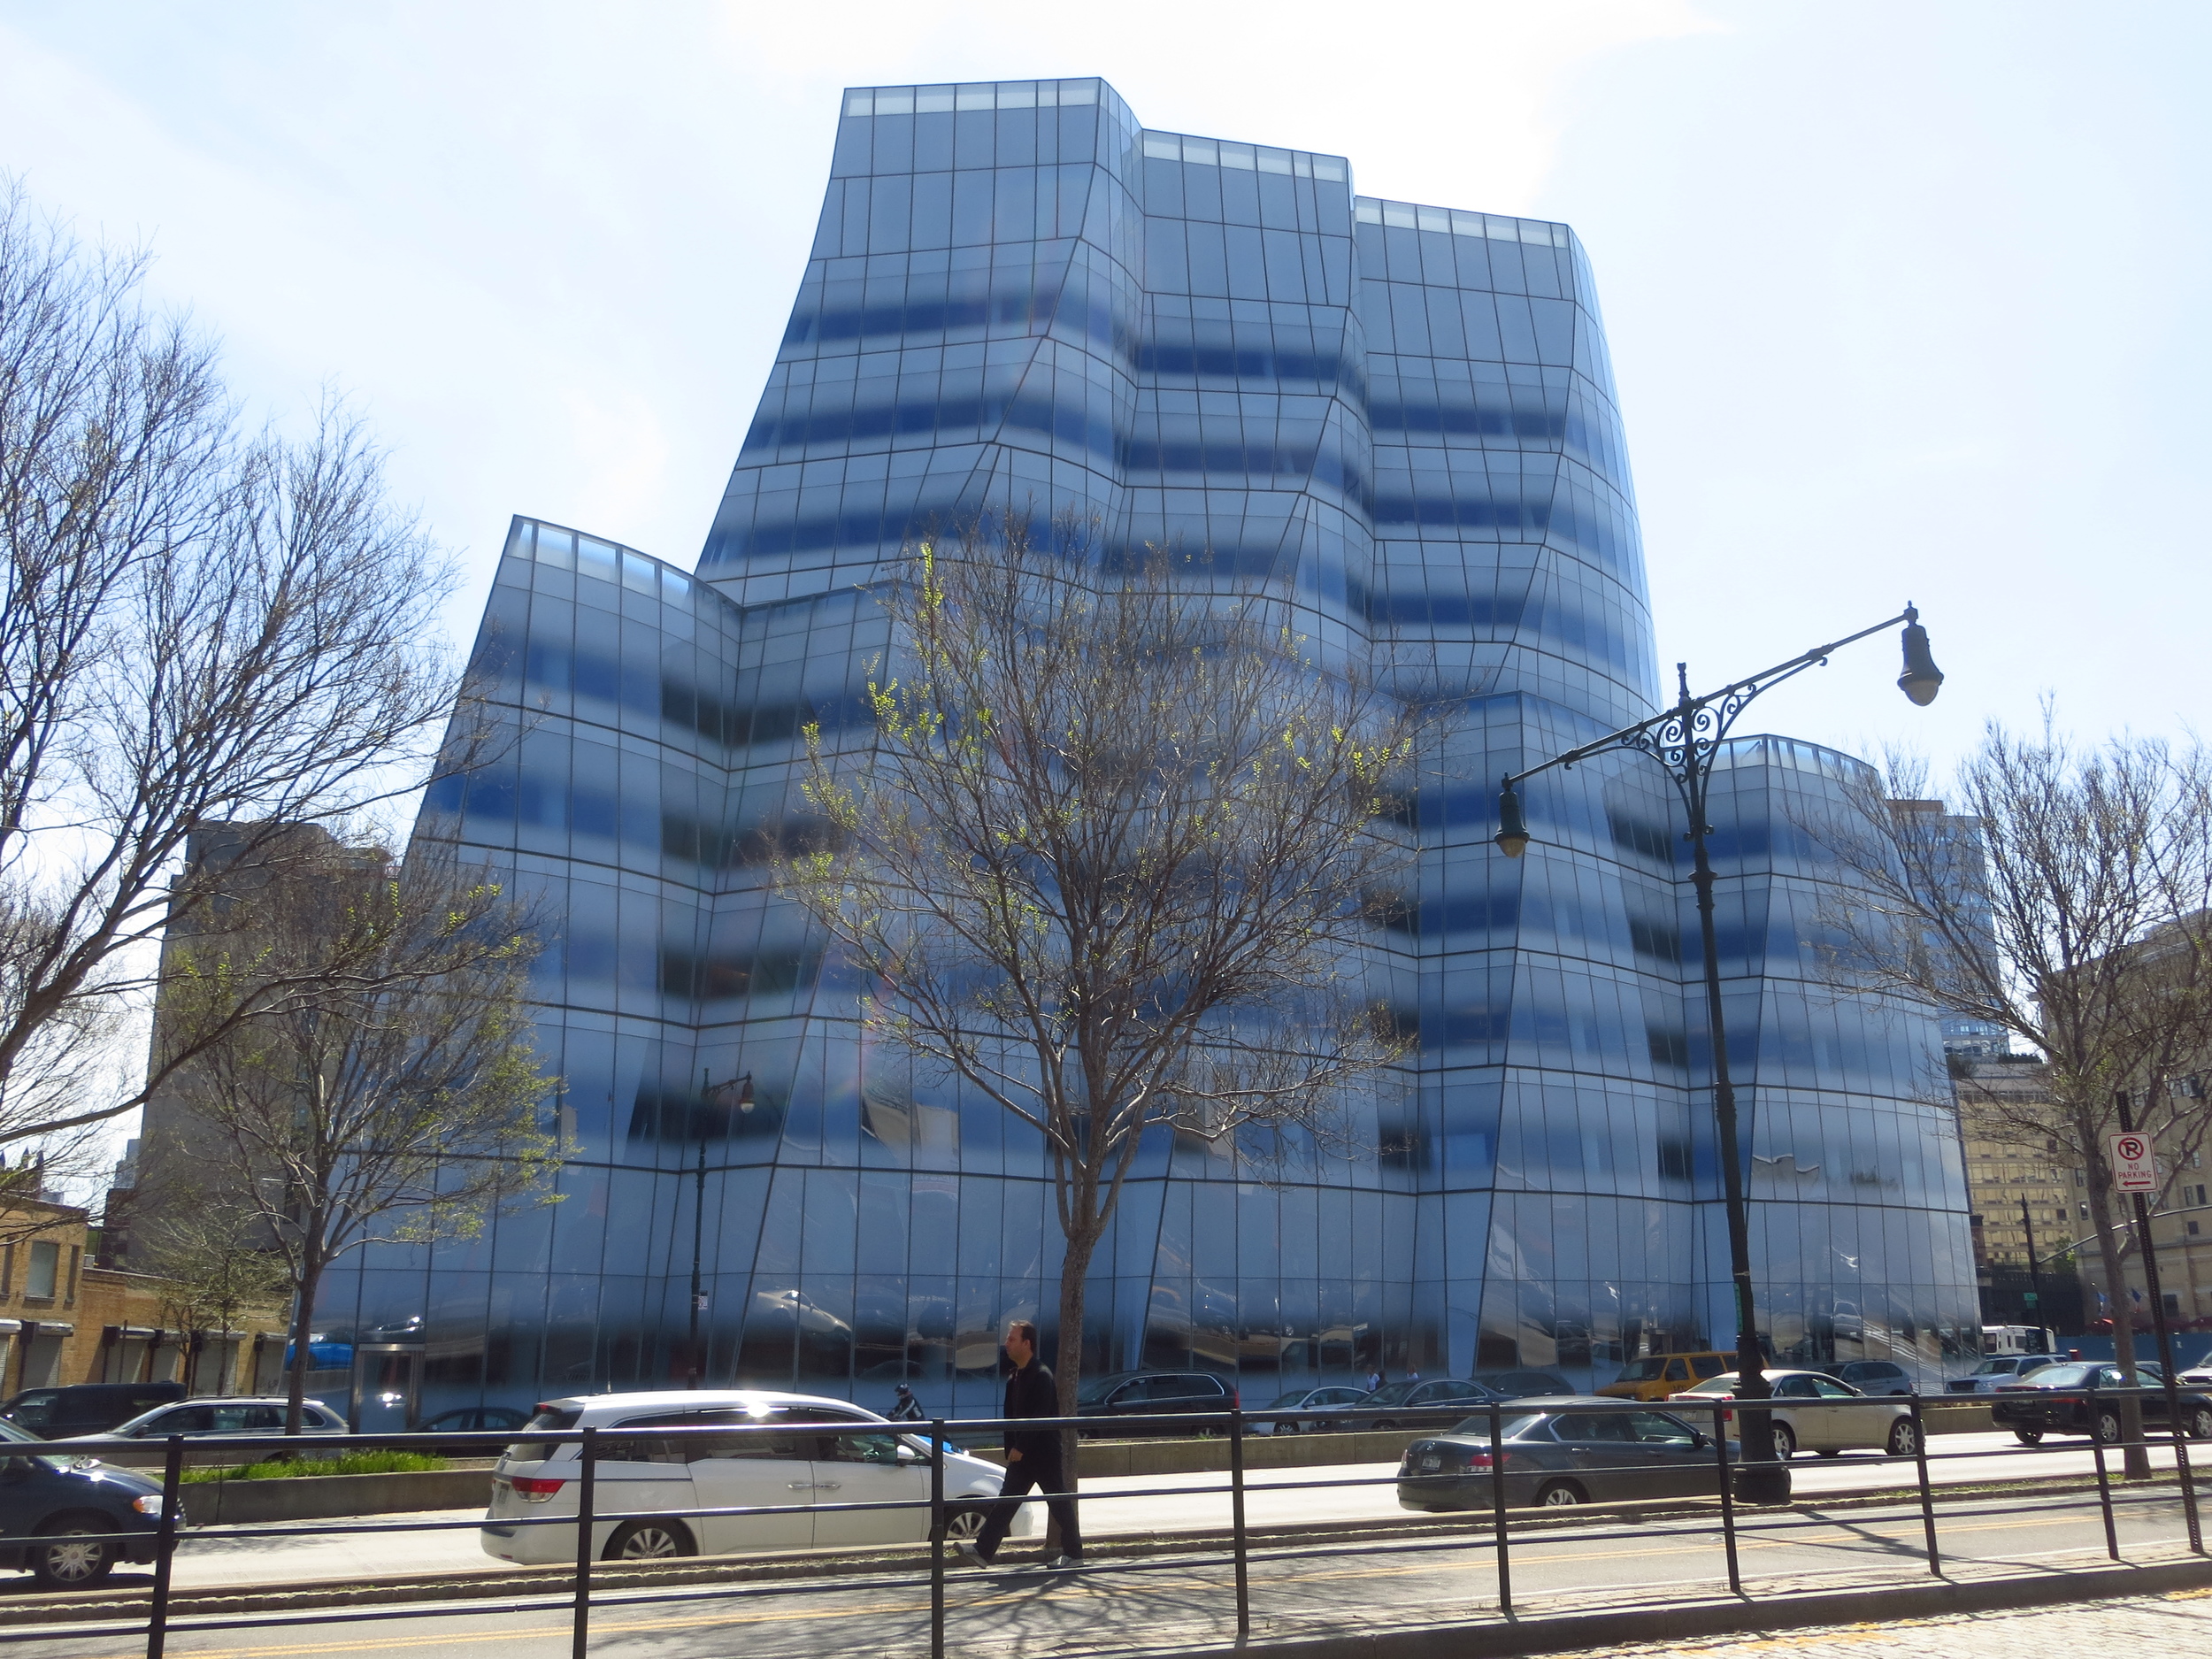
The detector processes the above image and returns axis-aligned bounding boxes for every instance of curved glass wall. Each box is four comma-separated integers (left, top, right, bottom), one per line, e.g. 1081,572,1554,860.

315,77,1976,1419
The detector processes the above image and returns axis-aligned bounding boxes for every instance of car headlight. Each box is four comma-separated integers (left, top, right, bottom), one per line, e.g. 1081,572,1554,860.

131,1495,165,1516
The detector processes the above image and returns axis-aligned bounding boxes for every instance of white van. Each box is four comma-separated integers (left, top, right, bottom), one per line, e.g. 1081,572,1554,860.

480,1390,1032,1563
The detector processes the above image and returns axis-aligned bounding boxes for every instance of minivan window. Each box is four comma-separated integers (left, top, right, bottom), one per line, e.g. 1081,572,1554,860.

1689,1356,1727,1379
506,1405,581,1460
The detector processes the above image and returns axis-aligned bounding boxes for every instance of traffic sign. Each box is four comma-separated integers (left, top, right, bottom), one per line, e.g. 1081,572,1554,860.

2109,1132,2156,1192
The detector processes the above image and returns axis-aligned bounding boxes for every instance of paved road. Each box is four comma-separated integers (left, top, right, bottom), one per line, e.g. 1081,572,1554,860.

40,1429,2193,1595
0,1478,2198,1657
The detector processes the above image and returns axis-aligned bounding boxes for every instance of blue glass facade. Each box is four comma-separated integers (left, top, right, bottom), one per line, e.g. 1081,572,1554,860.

343,78,1975,1417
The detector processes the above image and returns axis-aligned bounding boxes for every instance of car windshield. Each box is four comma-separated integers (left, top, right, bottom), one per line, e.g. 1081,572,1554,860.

506,1405,581,1460
1267,1390,1316,1409
2026,1365,2096,1388
1363,1381,1417,1405
0,1417,45,1446
1675,1373,1739,1395
1448,1412,1543,1439
1075,1376,1129,1405
1614,1358,1671,1382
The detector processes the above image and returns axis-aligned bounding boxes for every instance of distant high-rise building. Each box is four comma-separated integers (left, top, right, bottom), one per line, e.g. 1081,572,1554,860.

309,78,1975,1417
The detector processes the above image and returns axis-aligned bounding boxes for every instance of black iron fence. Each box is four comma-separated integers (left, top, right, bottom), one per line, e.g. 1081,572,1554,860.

0,1383,2203,1659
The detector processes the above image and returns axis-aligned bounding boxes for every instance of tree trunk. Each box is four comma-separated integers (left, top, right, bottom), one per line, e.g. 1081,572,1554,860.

2083,1169,2150,1478
1056,1224,1102,1475
283,1253,325,1440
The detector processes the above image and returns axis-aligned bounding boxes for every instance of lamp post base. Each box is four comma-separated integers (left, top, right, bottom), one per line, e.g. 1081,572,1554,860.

1733,1463,1793,1506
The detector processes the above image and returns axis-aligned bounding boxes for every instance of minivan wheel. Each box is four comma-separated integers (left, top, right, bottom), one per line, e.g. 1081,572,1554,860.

1535,1481,1586,1508
1886,1417,1920,1458
30,1519,117,1589
943,1505,988,1542
2013,1427,2044,1447
603,1519,695,1562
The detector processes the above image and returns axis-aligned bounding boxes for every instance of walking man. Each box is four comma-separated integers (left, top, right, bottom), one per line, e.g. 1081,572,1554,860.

956,1320,1082,1570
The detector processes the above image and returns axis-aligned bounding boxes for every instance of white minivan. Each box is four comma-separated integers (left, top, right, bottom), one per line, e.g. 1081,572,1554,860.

480,1390,1032,1563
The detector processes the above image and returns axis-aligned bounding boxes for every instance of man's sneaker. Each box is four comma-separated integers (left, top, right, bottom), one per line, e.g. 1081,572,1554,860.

953,1540,990,1567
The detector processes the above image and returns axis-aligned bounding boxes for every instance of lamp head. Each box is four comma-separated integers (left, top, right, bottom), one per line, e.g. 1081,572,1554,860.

1494,780,1531,858
1897,603,1943,707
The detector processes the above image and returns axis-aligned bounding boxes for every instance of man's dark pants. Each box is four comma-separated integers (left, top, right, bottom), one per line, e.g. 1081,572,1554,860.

976,1450,1081,1559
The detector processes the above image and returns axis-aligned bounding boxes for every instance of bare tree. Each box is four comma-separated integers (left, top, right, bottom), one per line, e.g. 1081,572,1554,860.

153,834,561,1432
780,514,1415,1419
0,180,469,1169
134,1204,290,1394
1821,711,2212,1475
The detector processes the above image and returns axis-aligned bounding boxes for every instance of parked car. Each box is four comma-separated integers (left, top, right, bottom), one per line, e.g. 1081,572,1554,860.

1356,1379,1503,1431
1074,1371,1235,1433
1397,1399,1733,1510
481,1390,1028,1562
1991,1363,2212,1446
1,1383,186,1440
1947,1355,2073,1394
0,1415,172,1587
1470,1370,1576,1400
1597,1353,1734,1402
1673,1370,1918,1459
74,1396,349,1465
420,1406,532,1455
1825,1360,1918,1396
1254,1386,1369,1435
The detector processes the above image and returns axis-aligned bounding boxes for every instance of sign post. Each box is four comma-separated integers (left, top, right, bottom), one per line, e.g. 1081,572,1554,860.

2109,1132,2156,1193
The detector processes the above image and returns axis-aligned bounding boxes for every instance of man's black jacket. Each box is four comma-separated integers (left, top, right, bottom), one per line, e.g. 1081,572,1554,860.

1002,1359,1062,1461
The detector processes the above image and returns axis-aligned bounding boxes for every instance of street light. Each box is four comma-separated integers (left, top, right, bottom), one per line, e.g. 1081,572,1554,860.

1494,605,1941,1504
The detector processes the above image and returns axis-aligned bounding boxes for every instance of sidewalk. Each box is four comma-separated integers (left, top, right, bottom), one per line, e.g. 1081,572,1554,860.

1558,1586,2212,1656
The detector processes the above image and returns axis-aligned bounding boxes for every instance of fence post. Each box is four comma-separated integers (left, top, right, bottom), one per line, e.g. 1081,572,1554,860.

572,1425,596,1659
1908,1394,1939,1576
1712,1399,1741,1597
929,1420,945,1659
2166,1384,2206,1555
2086,1379,2119,1562
1230,1405,1248,1640
144,1433,183,1659
1488,1401,1511,1618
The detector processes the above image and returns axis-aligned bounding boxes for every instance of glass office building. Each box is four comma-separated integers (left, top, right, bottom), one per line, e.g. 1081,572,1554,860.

330,78,1975,1419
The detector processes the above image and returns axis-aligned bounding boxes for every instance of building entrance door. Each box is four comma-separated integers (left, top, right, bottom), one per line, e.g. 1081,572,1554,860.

349,1343,424,1432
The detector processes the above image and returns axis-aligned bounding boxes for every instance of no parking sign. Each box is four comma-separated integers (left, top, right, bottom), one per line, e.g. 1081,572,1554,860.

2109,1131,2157,1192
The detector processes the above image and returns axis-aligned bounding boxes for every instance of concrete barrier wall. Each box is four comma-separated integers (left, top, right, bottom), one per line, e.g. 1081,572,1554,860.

187,1468,494,1525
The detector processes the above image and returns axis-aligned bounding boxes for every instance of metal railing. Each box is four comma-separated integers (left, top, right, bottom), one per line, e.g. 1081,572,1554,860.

0,1382,2201,1658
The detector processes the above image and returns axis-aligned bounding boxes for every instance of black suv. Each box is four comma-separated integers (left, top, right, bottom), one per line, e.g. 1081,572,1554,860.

2,1384,187,1440
1074,1371,1235,1433
0,1416,169,1587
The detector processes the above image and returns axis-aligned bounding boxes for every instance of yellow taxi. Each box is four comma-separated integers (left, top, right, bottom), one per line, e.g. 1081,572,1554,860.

1598,1352,1736,1401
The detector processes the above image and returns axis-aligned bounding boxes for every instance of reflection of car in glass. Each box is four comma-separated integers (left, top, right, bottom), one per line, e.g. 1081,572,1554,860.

1598,1354,1733,1401
1398,1401,1732,1510
1074,1371,1235,1433
482,1390,1026,1562
1991,1363,2212,1446
1947,1355,2072,1394
419,1406,532,1455
2,1383,186,1440
79,1397,348,1464
1355,1379,1500,1431
1470,1370,1576,1400
1254,1386,1368,1435
1673,1370,1917,1459
1827,1360,1918,1397
0,1416,173,1588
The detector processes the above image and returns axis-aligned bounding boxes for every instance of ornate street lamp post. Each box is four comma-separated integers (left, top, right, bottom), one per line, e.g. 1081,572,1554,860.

1494,605,1943,1503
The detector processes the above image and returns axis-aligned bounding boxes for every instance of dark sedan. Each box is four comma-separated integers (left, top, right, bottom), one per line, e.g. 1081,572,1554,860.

1398,1399,1733,1510
1990,1363,2212,1446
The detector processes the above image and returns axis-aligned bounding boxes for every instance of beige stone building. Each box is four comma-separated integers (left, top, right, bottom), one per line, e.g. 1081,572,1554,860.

0,1198,288,1398
1957,1057,2212,1330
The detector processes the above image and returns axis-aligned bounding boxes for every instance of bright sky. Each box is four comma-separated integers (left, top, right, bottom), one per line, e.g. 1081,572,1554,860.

2,0,2205,775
